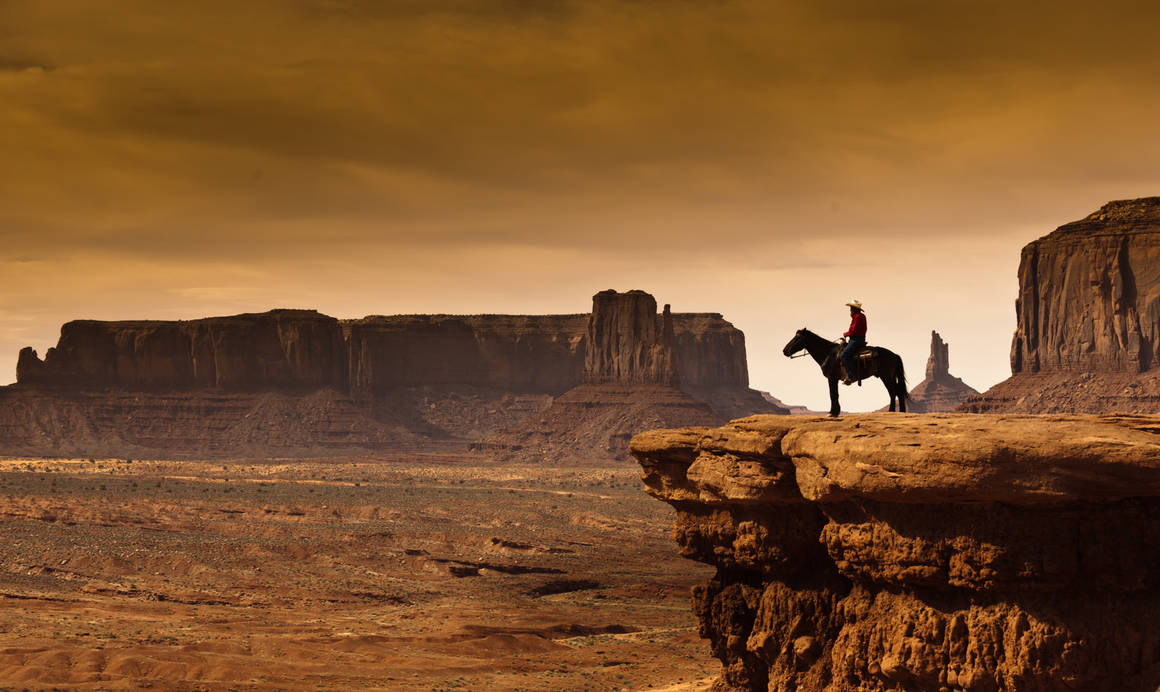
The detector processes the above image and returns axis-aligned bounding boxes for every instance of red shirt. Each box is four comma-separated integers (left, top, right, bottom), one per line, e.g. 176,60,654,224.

844,312,867,338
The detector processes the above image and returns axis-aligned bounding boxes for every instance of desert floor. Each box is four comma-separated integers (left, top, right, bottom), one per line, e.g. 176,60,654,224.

0,454,717,690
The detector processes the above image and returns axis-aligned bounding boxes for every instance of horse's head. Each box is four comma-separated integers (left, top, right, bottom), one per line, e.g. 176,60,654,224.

783,329,807,357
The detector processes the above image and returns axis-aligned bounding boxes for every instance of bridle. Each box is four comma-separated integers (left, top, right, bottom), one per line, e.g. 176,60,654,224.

786,333,843,359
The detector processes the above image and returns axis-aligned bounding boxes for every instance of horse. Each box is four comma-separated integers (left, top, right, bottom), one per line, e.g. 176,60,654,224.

782,328,908,417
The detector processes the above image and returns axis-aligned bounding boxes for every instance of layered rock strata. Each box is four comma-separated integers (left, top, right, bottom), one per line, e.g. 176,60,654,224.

477,291,784,462
584,290,679,386
1011,197,1160,375
972,197,1160,412
16,307,752,399
632,413,1160,691
344,314,587,398
17,310,348,392
900,331,978,413
5,291,780,457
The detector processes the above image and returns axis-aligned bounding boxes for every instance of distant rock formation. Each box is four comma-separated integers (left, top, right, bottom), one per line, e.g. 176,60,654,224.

13,306,750,402
632,413,1160,691
584,289,679,386
3,291,782,458
16,310,348,392
476,290,785,463
1012,197,1160,374
902,331,979,412
345,314,588,398
967,197,1160,413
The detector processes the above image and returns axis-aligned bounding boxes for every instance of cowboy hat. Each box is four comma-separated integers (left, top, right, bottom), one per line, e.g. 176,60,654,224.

845,299,863,310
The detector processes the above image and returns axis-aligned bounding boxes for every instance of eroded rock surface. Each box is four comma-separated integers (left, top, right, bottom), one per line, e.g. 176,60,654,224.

17,310,349,392
1011,197,1160,375
911,331,978,412
891,332,978,413
477,291,784,463
632,413,1160,691
584,289,679,387
972,197,1160,413
5,292,779,457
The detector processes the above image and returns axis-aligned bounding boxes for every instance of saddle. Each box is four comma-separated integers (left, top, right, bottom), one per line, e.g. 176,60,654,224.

838,343,874,385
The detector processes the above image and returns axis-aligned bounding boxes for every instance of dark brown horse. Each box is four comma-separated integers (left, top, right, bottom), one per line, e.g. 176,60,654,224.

782,328,908,417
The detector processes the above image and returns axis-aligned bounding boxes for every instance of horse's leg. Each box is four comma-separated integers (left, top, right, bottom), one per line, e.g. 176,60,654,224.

829,377,840,417
883,373,896,412
897,368,907,413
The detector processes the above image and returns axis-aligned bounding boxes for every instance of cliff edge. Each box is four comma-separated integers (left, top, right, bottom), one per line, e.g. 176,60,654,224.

632,413,1160,691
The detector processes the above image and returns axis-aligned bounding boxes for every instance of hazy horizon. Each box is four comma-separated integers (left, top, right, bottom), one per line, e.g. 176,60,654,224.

4,0,1160,410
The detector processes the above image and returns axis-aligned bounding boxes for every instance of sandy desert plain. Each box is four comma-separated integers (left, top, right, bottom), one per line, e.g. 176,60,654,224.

0,452,718,691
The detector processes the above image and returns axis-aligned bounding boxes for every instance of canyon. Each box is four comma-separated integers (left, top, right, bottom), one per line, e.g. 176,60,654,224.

632,413,1160,691
2,290,780,459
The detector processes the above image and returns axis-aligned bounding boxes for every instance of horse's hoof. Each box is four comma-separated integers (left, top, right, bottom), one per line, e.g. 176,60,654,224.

829,412,840,418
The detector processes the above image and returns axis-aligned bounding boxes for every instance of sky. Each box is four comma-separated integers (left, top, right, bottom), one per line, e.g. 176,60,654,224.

3,0,1160,411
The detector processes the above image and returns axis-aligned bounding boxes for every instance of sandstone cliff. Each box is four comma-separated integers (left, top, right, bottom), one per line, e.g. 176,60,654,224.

5,292,779,457
476,291,784,463
899,331,978,413
344,314,587,397
16,310,348,392
1011,197,1160,375
15,306,749,401
584,290,679,387
632,414,1160,691
968,197,1160,413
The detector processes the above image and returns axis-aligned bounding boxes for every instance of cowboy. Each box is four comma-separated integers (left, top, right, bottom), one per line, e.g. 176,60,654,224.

841,300,867,385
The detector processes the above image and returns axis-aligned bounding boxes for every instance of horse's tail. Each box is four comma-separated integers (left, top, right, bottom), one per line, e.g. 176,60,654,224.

896,353,908,402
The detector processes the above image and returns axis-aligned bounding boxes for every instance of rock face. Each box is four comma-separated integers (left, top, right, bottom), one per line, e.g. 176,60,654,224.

4,291,780,457
901,331,979,413
584,290,679,386
1011,197,1160,375
632,413,1160,691
14,305,748,402
345,314,588,398
16,310,349,392
972,198,1160,412
477,290,784,463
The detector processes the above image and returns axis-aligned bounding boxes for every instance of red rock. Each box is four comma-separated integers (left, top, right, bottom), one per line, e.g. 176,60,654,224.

631,414,1160,690
477,291,785,463
1012,197,1160,375
583,289,679,386
970,197,1160,413
898,331,978,413
344,314,588,397
5,293,784,457
18,310,348,392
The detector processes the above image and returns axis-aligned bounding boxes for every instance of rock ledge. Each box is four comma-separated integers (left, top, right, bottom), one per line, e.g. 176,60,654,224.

632,413,1160,691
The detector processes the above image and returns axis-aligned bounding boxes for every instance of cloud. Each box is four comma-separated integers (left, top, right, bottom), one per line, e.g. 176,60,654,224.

2,0,1160,394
